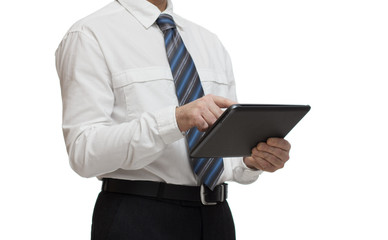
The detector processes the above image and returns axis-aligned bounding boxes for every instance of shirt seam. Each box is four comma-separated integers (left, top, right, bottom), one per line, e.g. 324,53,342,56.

64,30,114,86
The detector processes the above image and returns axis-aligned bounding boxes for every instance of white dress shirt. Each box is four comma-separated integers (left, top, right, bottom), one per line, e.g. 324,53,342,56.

55,0,262,186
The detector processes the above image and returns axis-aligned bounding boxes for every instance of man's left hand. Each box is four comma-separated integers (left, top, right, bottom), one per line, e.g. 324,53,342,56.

243,138,291,172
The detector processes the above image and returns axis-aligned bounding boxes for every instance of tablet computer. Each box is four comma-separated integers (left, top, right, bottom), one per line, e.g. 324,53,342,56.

189,104,310,158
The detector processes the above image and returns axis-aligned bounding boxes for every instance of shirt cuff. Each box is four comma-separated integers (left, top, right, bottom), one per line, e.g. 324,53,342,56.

155,105,185,144
232,157,263,184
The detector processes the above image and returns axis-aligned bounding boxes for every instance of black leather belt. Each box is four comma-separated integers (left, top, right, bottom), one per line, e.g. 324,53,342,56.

102,178,228,205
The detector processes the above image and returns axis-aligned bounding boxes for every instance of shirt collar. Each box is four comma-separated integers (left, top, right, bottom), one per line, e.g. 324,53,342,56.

117,0,182,30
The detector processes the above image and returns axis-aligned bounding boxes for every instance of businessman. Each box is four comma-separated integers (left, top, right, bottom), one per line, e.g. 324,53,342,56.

56,0,291,239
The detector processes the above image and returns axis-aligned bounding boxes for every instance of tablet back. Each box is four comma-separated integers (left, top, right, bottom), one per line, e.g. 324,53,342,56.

190,104,310,158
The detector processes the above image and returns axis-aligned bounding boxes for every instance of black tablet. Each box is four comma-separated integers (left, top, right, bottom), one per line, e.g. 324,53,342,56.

189,104,311,158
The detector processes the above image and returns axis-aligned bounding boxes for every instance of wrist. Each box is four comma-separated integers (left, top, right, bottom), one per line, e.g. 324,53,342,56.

175,105,191,132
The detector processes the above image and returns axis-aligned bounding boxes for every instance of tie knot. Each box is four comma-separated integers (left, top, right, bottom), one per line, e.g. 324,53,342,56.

156,14,176,32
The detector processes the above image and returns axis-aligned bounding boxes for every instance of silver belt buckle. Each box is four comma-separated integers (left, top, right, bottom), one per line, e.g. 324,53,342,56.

200,184,225,205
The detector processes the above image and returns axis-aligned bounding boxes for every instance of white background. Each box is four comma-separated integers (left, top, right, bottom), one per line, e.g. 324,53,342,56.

1,0,387,239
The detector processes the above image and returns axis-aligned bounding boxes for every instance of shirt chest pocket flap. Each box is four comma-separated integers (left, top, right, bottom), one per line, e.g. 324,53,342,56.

111,67,177,114
111,67,231,115
197,69,231,97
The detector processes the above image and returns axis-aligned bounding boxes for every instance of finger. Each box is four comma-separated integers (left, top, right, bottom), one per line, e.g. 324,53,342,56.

267,138,291,151
196,119,209,132
205,97,224,119
249,155,278,172
192,113,209,132
201,108,218,127
209,95,237,108
252,147,285,169
256,142,289,162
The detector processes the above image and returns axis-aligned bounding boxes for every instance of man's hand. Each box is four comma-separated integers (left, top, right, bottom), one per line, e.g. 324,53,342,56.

175,94,236,132
244,138,291,172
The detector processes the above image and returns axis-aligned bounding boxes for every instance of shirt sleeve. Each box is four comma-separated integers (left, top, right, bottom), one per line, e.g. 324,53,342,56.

216,39,263,185
220,157,263,184
55,30,184,178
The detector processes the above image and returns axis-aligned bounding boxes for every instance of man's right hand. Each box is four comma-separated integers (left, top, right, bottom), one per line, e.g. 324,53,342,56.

175,94,236,132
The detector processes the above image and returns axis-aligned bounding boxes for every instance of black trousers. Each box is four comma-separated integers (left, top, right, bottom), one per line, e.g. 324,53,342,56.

91,191,236,240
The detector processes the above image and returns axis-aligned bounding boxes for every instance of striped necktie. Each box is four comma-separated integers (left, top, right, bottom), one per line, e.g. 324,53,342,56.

156,14,224,190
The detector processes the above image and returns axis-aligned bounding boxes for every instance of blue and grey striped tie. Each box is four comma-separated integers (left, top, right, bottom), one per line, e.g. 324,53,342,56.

156,14,223,190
